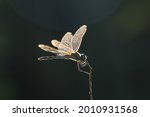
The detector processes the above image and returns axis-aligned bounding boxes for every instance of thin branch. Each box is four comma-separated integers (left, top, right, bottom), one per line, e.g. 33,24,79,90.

87,61,93,100
77,62,93,100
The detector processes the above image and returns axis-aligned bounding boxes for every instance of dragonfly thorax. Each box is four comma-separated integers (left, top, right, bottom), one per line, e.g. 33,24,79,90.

70,52,87,62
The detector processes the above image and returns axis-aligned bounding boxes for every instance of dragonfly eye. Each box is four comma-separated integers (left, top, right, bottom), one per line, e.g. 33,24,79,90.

80,54,87,61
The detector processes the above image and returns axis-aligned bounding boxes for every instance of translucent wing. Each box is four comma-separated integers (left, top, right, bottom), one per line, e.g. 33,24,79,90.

72,25,87,52
51,40,61,48
59,32,73,49
38,44,65,55
58,32,74,55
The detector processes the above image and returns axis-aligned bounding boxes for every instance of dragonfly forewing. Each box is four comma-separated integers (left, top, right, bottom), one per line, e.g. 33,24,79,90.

72,25,87,52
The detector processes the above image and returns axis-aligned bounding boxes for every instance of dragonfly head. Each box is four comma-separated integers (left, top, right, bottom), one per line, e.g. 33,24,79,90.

79,53,88,67
80,53,87,61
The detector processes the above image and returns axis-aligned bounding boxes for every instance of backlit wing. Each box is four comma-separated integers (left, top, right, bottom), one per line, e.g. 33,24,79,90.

51,40,61,48
38,44,64,55
39,43,73,56
58,32,74,55
59,32,73,49
72,25,87,52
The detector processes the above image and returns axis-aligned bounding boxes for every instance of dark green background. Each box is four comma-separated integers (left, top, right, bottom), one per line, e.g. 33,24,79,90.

0,0,150,99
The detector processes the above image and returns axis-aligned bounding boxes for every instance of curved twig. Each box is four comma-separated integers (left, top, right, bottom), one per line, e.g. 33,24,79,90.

87,61,93,100
77,61,93,100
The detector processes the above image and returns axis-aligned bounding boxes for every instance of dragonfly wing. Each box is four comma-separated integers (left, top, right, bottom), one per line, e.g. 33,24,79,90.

51,40,61,48
38,44,61,55
60,32,73,49
72,25,87,52
58,32,75,55
51,40,67,56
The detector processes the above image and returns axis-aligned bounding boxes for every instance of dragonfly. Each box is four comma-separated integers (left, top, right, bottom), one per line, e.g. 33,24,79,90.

38,25,93,99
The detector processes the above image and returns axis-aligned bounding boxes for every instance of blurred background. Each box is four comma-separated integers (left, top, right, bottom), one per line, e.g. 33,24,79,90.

0,0,150,100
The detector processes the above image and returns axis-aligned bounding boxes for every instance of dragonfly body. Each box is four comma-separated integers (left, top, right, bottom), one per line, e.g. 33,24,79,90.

38,52,87,67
